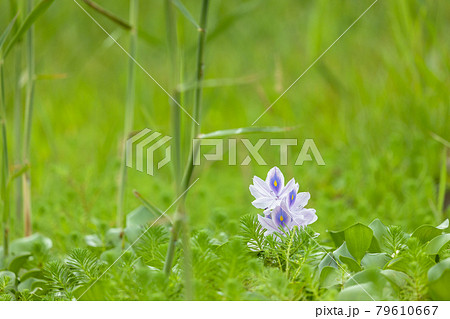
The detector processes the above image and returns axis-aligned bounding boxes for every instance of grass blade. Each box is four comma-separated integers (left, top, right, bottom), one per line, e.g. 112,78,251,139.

171,0,200,29
117,0,138,231
3,0,55,58
1,63,10,256
132,190,165,220
199,126,295,139
177,74,259,92
0,15,18,53
437,147,448,218
81,0,131,30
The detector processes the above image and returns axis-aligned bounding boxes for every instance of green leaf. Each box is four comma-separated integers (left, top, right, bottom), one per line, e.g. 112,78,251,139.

337,283,377,301
380,269,409,289
386,257,409,272
339,269,397,301
344,223,374,263
319,266,340,288
340,256,361,272
10,233,52,255
368,219,389,251
425,234,450,255
18,277,44,292
7,253,31,274
0,15,17,53
105,228,123,247
85,234,103,248
333,242,361,272
20,269,44,281
411,219,448,243
172,0,200,29
3,0,55,58
427,257,450,300
125,205,159,242
126,205,159,226
437,219,449,229
318,252,338,273
329,230,345,248
361,253,390,269
199,126,294,139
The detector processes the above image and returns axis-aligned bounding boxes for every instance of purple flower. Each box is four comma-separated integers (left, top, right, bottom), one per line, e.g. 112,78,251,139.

251,167,318,237
249,167,295,210
257,198,318,236
287,182,311,213
257,202,295,236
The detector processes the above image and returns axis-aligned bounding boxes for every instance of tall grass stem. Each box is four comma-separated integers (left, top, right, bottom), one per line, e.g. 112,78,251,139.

117,0,138,231
0,64,10,256
22,0,35,237
164,0,210,285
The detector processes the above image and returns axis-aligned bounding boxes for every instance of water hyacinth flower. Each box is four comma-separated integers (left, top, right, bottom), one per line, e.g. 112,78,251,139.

250,167,317,236
249,166,295,210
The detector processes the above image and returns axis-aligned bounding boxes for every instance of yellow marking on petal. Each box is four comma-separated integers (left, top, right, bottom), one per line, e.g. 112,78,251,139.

280,215,284,222
291,194,294,200
274,180,278,187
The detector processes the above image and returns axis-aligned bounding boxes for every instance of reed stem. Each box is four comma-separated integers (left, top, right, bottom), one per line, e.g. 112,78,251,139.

12,1,24,230
82,0,132,30
22,0,35,237
164,0,210,286
165,0,182,192
0,63,10,256
117,0,138,231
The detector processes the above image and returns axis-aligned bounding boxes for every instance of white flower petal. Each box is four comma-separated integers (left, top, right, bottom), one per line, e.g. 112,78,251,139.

294,192,310,209
292,208,317,226
252,197,276,209
258,214,278,234
253,176,272,195
249,185,265,199
278,178,296,198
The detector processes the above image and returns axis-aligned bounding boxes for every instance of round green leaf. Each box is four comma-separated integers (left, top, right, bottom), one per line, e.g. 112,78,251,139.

428,258,450,300
319,266,341,288
425,234,450,255
8,253,32,274
344,224,374,262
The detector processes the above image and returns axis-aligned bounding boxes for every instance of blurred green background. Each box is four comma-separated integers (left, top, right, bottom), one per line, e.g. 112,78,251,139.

1,0,449,255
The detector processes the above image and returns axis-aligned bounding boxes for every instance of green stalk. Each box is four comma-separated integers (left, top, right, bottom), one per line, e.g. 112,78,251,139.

437,147,447,219
117,0,138,231
82,0,132,30
164,0,210,285
165,0,181,192
12,1,24,230
180,0,209,191
22,0,35,237
1,63,10,256
163,0,193,299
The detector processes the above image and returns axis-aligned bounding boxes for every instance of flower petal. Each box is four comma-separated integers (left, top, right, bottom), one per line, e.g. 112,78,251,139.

265,166,284,195
252,197,276,209
249,184,266,199
294,192,310,209
292,208,317,226
278,178,296,198
258,214,278,235
253,176,272,196
271,205,291,228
